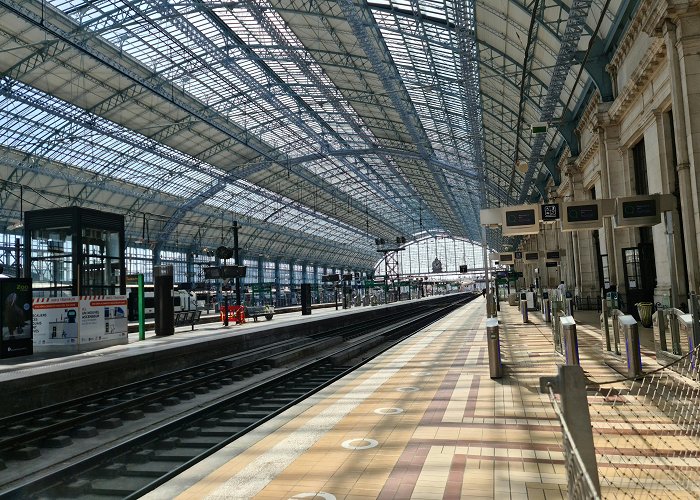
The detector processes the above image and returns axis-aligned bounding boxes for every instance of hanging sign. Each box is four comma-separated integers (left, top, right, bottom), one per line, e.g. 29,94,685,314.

561,200,602,231
615,195,661,227
501,204,540,236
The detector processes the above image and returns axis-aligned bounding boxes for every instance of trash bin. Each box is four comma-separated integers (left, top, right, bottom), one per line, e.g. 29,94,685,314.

636,302,653,328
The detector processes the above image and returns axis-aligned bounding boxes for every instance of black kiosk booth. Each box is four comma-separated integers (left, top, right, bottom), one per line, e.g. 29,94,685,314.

23,207,126,297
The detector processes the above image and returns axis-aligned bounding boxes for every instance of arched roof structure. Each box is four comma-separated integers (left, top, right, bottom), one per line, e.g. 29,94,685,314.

0,0,636,267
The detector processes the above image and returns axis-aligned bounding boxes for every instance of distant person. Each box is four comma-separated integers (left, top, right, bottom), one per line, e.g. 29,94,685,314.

557,280,567,299
481,288,487,297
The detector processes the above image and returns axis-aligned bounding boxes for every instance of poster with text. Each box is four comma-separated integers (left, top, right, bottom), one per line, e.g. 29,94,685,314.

32,297,80,346
79,296,128,345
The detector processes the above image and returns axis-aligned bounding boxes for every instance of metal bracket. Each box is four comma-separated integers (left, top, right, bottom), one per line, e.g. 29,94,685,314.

539,375,559,394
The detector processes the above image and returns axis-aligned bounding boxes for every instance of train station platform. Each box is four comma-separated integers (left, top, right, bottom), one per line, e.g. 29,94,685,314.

148,296,699,499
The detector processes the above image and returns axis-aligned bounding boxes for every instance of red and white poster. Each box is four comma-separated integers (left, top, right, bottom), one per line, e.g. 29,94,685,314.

32,297,80,346
78,296,128,345
33,295,128,350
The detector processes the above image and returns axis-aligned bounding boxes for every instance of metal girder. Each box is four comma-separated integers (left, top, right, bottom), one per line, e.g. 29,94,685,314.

518,0,594,203
335,0,470,234
1,0,421,247
0,38,69,80
146,0,441,243
454,0,485,212
0,144,375,266
574,36,614,102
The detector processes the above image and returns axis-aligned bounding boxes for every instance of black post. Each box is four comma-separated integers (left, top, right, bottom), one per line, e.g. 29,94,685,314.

233,220,241,307
15,237,20,278
223,294,229,326
335,285,339,310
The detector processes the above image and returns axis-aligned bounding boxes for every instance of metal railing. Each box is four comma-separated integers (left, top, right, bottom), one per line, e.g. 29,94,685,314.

546,385,601,500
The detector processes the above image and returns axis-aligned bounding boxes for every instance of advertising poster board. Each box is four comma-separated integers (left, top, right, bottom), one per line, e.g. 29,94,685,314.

79,296,128,345
1,278,33,358
33,295,128,351
32,297,80,346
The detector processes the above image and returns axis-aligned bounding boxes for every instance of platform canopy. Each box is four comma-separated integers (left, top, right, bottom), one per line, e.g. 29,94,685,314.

0,0,633,267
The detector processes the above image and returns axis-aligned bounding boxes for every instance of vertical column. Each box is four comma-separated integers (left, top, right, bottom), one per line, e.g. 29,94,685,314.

665,18,700,293
597,124,618,288
257,257,264,305
565,162,582,296
655,108,687,307
289,259,296,305
274,259,281,306
186,251,194,286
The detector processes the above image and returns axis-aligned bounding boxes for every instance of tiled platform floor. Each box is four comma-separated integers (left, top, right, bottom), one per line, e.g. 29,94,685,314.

147,297,700,500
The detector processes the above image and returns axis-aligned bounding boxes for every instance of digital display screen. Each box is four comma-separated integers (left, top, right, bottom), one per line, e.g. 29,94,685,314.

525,252,539,261
499,254,514,263
545,261,558,268
546,251,560,260
541,203,560,221
504,209,537,227
622,199,657,218
566,204,599,222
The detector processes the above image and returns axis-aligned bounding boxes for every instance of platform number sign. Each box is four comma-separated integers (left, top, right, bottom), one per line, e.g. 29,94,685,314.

541,203,559,222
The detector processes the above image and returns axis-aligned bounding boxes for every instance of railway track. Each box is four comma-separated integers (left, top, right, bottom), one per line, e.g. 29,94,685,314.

0,294,476,498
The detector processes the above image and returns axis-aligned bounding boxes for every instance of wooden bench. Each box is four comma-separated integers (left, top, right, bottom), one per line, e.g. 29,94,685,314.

244,305,274,322
175,310,202,330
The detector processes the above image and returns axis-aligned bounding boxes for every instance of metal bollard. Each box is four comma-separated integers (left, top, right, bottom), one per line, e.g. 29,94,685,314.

520,299,529,323
619,315,642,377
486,318,502,379
655,308,667,352
601,299,611,352
611,313,621,355
565,297,574,317
560,316,579,365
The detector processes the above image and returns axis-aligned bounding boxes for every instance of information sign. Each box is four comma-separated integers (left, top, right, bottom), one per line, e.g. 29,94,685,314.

78,296,127,345
545,261,559,268
541,203,560,222
501,204,540,236
561,200,602,231
498,253,514,264
32,297,80,346
615,195,661,227
546,250,560,260
525,252,539,261
459,265,468,273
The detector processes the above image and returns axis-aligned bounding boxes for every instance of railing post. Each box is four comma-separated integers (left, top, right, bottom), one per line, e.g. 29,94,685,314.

486,318,502,379
561,316,579,365
520,296,529,323
619,315,642,378
540,366,601,497
611,312,620,355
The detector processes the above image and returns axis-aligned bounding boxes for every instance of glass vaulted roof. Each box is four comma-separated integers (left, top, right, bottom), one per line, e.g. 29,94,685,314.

0,0,634,263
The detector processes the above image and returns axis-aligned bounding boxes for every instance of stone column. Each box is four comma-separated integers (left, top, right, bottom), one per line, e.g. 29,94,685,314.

596,123,618,288
654,108,688,306
668,16,700,292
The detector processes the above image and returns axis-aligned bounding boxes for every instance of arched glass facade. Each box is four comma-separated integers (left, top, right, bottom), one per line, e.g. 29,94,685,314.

374,235,484,279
